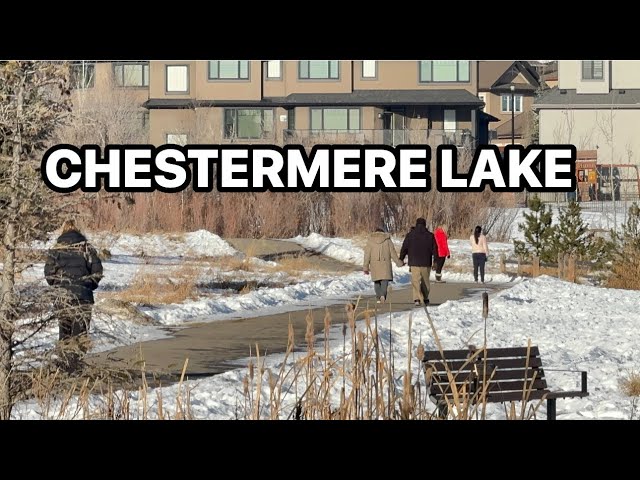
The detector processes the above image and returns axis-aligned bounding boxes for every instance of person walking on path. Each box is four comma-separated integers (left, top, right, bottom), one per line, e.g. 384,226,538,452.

44,219,104,370
433,225,451,283
400,218,436,306
363,227,403,304
470,225,490,283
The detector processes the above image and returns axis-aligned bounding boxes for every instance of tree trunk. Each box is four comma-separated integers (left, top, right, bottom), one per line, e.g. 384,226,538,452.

0,72,25,420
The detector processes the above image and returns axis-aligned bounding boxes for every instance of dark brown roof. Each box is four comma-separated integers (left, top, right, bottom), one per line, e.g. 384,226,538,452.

479,61,542,92
478,61,514,90
279,89,484,106
143,89,485,109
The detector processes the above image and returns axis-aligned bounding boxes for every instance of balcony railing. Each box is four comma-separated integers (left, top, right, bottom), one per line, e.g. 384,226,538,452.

283,129,475,148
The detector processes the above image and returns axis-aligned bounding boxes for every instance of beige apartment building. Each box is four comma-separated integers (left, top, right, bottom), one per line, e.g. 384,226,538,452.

70,60,498,149
69,61,150,135
534,60,640,200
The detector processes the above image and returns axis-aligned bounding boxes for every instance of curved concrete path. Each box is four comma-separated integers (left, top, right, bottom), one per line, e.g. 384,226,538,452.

88,281,507,382
87,237,511,384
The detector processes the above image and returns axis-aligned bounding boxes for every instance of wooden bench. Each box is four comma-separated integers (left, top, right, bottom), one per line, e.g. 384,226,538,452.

422,346,589,420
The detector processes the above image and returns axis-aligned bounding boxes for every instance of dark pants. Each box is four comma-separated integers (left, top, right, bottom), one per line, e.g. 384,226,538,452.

374,280,389,299
57,301,93,355
472,253,487,282
434,256,447,281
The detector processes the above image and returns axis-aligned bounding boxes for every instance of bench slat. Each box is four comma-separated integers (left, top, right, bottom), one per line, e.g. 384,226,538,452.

427,357,543,371
434,389,549,403
430,379,548,393
423,346,541,361
431,368,546,382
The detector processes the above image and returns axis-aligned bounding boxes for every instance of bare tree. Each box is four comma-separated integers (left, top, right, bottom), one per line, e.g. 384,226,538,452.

0,62,132,418
0,61,78,418
595,99,619,230
552,109,575,145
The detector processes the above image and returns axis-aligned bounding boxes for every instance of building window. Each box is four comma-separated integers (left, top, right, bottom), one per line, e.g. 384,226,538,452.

70,61,95,89
582,60,604,80
166,134,188,146
310,108,360,131
419,61,470,82
224,109,274,139
444,110,457,132
501,94,523,113
478,93,487,112
114,62,149,87
362,60,377,79
266,61,281,79
166,65,189,93
299,61,339,80
208,61,249,80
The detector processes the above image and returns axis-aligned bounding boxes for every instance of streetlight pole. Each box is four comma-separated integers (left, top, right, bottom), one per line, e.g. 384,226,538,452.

511,84,524,204
510,84,515,145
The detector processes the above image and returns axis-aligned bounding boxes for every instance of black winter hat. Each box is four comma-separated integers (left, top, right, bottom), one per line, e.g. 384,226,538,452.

416,218,427,226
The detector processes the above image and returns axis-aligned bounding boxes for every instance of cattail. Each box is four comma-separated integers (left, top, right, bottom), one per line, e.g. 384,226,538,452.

288,321,295,351
357,331,365,356
323,308,331,334
267,369,277,392
416,344,425,362
248,361,254,382
305,312,315,347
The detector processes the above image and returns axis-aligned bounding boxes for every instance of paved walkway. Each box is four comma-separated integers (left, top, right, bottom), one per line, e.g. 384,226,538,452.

87,238,510,385
87,281,506,382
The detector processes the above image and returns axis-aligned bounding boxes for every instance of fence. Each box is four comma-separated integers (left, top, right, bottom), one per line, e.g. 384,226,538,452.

499,253,580,283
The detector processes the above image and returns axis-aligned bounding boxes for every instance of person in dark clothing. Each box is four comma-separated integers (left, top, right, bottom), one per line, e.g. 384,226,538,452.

44,219,103,366
400,218,436,306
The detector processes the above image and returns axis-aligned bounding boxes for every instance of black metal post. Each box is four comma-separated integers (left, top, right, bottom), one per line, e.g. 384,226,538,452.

547,398,557,420
582,371,588,394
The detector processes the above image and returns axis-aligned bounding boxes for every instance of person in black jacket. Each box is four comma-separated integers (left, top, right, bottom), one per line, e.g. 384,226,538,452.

400,218,436,306
44,219,103,363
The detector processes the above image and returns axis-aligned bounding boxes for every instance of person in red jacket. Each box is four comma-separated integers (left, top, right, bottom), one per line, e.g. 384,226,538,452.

433,225,450,282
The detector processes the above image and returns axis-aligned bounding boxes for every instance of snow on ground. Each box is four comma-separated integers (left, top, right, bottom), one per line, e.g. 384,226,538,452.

291,232,517,284
7,204,635,418
18,199,626,358
145,269,408,325
13,275,640,420
33,229,240,258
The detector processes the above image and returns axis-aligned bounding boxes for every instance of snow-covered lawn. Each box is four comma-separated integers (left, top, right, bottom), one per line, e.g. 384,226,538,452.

7,205,639,419
16,229,521,356
12,275,640,420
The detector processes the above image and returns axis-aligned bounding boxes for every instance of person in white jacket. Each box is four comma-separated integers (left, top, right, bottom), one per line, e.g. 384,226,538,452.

470,225,489,283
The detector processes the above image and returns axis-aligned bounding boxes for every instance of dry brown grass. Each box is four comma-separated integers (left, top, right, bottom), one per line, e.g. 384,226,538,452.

239,298,544,420
112,265,199,305
619,370,640,420
213,255,258,273
24,358,194,420
271,255,332,275
606,247,640,290
85,171,517,238
619,371,640,398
